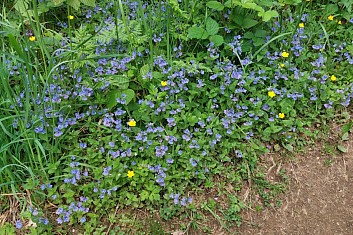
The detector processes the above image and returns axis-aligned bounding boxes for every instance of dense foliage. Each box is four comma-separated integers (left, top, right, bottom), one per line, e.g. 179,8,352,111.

1,0,353,233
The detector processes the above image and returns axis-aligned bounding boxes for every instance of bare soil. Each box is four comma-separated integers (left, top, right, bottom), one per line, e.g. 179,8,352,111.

237,130,353,235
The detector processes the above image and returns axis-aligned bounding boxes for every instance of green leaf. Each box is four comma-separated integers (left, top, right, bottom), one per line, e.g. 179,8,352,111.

53,0,65,5
282,143,293,152
342,132,349,141
206,17,219,35
8,35,24,58
188,26,209,39
243,32,254,39
80,0,96,7
206,1,224,10
14,0,29,15
338,145,348,153
258,10,278,22
342,122,353,134
68,0,81,10
279,99,294,114
341,1,353,12
140,64,150,78
257,0,275,7
325,4,339,13
209,35,224,46
255,29,268,38
224,0,233,8
235,17,259,29
140,190,149,201
106,89,135,109
279,0,302,5
63,189,75,200
242,2,263,12
270,125,283,133
106,75,129,89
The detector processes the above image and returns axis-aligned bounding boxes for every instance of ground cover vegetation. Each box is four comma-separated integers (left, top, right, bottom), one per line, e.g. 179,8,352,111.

1,0,353,234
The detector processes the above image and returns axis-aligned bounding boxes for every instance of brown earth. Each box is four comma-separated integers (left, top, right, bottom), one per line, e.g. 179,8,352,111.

237,128,353,235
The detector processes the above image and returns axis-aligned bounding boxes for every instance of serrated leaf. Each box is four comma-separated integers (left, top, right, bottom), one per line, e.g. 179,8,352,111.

140,190,149,201
188,26,209,39
338,145,348,153
107,75,129,89
206,17,219,35
80,0,96,7
206,1,224,10
258,10,279,22
209,35,224,46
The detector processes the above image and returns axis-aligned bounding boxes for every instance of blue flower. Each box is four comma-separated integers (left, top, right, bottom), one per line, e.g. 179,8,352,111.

80,216,86,223
15,220,22,229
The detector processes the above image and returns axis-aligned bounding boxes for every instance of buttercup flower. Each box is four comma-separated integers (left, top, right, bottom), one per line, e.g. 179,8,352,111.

127,170,134,178
281,51,289,58
69,15,74,20
338,20,342,25
299,23,304,28
268,91,276,98
330,75,337,81
328,15,334,21
161,81,167,86
29,36,36,41
280,63,285,68
127,119,136,127
279,113,285,119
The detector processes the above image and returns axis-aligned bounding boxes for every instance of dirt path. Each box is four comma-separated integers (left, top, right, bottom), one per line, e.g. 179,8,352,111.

238,133,353,235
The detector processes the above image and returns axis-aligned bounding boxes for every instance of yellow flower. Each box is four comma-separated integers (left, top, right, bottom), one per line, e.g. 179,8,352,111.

299,23,304,28
278,113,285,119
268,91,276,98
161,81,167,86
328,15,334,21
69,15,74,20
127,119,136,127
281,51,289,58
29,36,36,42
338,20,342,25
280,63,285,68
127,170,134,178
330,75,337,81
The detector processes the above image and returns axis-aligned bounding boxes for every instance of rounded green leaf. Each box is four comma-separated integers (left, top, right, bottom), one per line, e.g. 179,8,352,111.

206,17,219,35
206,1,224,11
188,26,209,39
209,35,224,46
